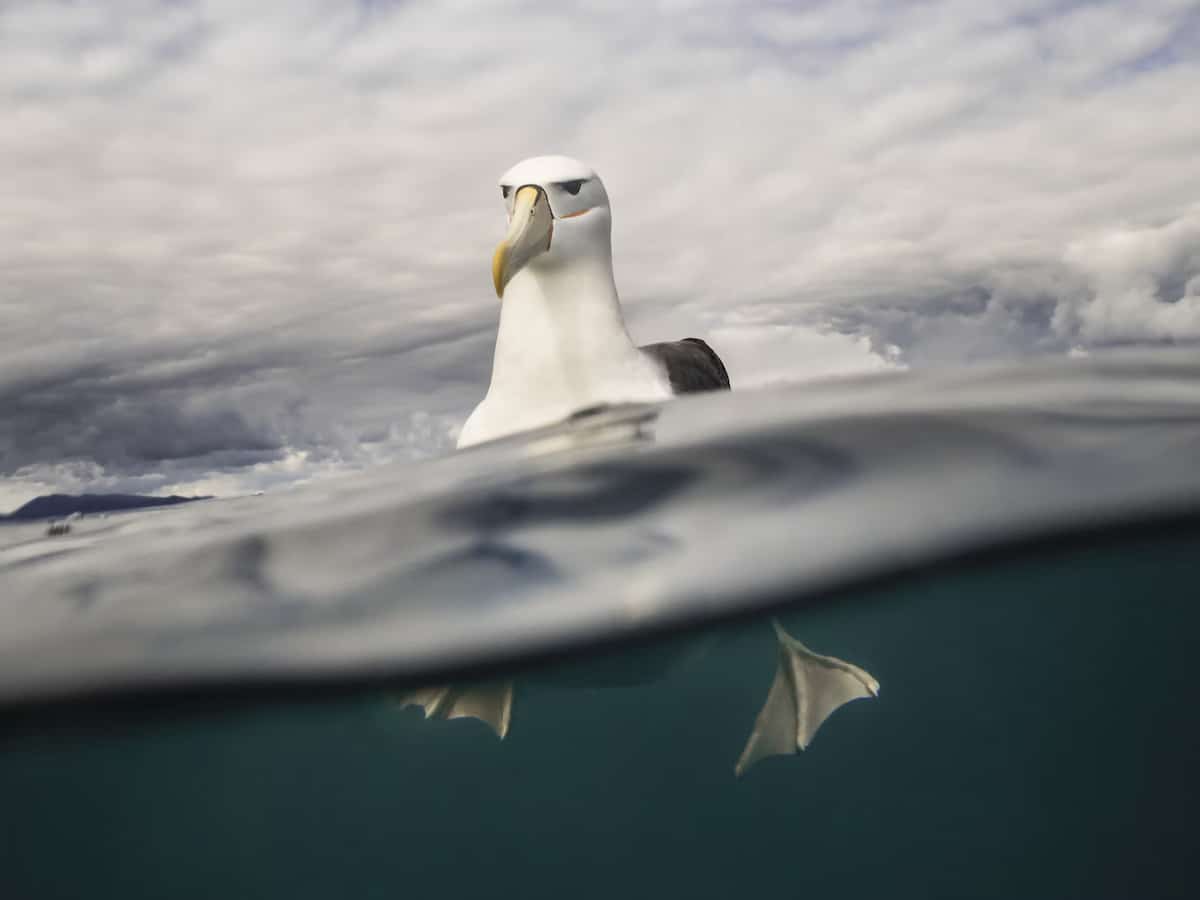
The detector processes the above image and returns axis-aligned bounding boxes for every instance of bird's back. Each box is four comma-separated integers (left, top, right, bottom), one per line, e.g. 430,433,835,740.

640,338,731,394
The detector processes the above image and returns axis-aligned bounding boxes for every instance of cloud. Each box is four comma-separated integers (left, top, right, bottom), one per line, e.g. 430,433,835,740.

2,0,1198,508
1062,211,1200,342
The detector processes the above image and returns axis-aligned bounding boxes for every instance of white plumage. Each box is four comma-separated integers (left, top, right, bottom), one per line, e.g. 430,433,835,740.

458,156,728,449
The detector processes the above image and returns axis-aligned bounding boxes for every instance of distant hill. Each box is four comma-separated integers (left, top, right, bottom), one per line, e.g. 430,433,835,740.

0,493,211,522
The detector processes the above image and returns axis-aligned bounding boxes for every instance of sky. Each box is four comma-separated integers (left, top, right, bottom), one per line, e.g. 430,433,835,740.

2,0,1199,511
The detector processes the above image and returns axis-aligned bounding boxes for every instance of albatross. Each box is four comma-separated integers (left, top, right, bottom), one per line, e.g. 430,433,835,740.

457,155,730,449
399,157,878,776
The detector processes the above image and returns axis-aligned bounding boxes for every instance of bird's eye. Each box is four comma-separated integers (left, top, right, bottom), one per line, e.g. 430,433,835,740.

558,179,585,196
501,185,512,199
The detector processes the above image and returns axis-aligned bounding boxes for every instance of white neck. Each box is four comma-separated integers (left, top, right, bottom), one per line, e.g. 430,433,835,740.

492,248,635,388
466,244,670,444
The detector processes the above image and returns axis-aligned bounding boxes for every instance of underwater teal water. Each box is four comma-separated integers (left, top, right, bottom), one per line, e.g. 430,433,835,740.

3,528,1197,899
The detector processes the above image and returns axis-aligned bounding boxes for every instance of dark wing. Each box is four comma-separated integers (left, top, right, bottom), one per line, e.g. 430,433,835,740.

639,337,731,394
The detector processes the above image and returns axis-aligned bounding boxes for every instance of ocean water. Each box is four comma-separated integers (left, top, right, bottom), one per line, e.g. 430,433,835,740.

3,528,1198,899
2,352,1200,898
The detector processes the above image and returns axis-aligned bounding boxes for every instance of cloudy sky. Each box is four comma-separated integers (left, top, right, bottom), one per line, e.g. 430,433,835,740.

2,0,1199,511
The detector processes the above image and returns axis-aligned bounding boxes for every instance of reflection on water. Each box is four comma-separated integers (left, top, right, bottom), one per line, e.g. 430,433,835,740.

399,619,879,776
2,352,1200,716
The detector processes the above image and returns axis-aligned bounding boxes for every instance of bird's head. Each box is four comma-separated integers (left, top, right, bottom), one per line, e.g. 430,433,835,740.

491,155,612,299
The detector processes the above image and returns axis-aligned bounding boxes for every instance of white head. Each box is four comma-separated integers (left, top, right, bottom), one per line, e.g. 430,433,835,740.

491,155,613,298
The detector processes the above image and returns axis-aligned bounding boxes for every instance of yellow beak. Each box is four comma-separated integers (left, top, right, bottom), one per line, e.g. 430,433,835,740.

492,185,553,298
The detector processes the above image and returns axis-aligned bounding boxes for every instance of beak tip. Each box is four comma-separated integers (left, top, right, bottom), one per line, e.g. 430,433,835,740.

491,244,508,299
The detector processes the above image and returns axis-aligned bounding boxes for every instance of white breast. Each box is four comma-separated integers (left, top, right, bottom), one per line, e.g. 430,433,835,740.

458,262,671,448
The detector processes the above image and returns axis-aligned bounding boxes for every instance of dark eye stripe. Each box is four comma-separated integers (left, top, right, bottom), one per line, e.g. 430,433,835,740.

558,179,585,196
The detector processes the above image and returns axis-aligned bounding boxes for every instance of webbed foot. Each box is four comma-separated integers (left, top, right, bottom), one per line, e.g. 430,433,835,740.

736,621,879,776
398,679,515,739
